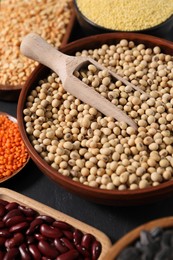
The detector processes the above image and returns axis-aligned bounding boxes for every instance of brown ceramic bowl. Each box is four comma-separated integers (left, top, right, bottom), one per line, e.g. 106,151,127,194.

17,32,173,206
73,0,173,41
104,216,173,259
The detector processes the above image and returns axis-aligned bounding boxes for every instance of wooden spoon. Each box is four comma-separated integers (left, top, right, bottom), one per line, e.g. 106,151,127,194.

20,33,138,129
0,112,29,183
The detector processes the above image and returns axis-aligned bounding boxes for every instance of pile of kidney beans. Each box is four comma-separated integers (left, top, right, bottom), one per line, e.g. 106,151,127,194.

117,226,173,260
0,199,102,259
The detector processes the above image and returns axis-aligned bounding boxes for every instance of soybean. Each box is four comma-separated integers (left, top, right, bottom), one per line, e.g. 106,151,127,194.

24,40,173,191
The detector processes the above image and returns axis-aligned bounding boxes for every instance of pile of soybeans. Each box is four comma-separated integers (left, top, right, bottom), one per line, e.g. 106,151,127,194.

23,39,173,191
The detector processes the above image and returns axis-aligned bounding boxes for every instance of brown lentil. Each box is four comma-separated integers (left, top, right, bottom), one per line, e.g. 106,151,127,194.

24,40,173,191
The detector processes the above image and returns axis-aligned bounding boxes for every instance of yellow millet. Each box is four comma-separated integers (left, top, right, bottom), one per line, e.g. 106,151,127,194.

76,0,173,31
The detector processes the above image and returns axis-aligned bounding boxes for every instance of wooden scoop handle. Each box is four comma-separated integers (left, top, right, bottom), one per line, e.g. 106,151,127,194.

20,33,69,82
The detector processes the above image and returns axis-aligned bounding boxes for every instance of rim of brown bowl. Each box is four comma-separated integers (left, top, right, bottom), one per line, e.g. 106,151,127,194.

104,216,173,259
0,84,22,102
17,32,173,206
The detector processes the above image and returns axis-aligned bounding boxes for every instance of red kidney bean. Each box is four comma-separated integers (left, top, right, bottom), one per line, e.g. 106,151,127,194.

0,199,8,205
0,220,5,228
9,221,29,233
54,238,69,253
26,218,44,235
81,234,95,251
5,215,26,227
53,221,72,231
28,244,42,259
26,216,35,222
4,248,19,260
0,251,5,259
38,240,59,258
0,236,6,246
19,243,32,260
5,232,24,248
40,223,63,239
0,228,11,237
75,244,90,258
60,237,74,250
73,229,83,245
34,233,47,241
63,230,73,240
0,199,102,260
5,202,19,211
26,235,36,244
36,215,55,224
0,204,6,217
3,208,24,222
56,249,79,260
18,205,37,217
91,240,102,260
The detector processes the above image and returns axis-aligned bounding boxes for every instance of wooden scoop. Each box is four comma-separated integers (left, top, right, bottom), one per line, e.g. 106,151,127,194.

20,33,138,129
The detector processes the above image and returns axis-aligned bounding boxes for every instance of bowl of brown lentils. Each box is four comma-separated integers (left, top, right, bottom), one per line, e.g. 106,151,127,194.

17,32,173,206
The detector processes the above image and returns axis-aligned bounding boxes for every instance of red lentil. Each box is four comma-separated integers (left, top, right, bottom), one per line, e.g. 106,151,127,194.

0,115,28,179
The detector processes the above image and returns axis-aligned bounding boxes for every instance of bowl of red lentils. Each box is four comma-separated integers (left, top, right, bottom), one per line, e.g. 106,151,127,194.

104,216,173,260
73,0,173,41
0,112,29,183
17,32,173,206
